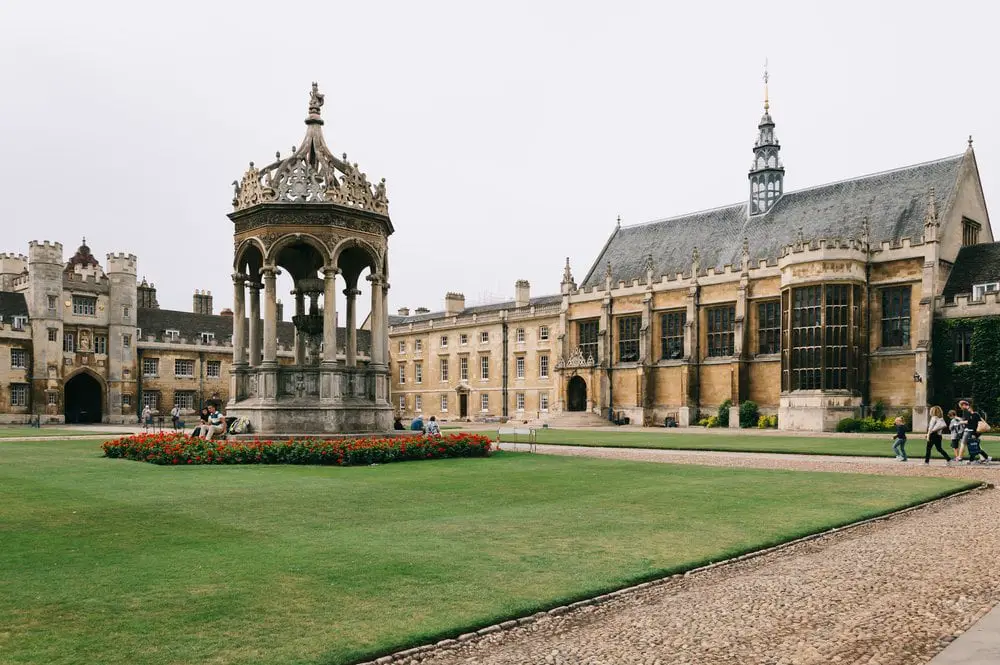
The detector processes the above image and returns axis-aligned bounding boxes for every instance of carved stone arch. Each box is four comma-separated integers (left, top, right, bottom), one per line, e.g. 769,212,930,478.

234,237,267,273
331,236,383,276
64,365,108,388
264,232,331,266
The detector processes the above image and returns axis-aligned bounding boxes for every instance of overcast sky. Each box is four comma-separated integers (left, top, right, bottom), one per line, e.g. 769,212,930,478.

1,1,996,319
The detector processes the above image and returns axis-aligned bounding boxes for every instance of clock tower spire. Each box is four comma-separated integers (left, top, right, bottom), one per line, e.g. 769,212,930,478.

748,61,784,215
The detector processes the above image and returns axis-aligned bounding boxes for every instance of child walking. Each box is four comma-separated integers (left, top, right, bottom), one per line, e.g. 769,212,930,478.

964,404,992,464
925,406,951,465
948,409,965,462
892,416,908,461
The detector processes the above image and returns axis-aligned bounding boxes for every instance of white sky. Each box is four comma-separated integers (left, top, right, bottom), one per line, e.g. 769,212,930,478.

1,0,996,319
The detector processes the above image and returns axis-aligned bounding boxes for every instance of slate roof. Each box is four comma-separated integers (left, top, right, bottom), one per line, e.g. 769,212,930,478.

388,294,563,326
0,291,28,319
582,154,967,288
942,242,1000,298
137,308,371,353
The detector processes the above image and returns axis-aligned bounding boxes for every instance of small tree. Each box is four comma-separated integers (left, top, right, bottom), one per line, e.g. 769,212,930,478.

738,401,759,428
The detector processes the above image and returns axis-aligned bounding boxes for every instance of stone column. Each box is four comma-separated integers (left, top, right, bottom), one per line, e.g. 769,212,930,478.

232,273,247,365
293,289,306,365
262,266,278,364
322,266,339,364
679,282,701,427
367,273,385,365
381,281,390,367
344,287,360,367
248,283,262,367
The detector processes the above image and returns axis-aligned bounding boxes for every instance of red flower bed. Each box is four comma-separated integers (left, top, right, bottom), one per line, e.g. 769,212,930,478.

102,432,493,466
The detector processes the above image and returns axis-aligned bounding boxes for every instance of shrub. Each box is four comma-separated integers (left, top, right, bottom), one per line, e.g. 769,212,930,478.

757,414,769,429
836,417,862,433
738,401,759,428
718,399,732,428
872,401,886,422
768,414,778,428
102,432,493,466
705,415,720,428
859,417,889,433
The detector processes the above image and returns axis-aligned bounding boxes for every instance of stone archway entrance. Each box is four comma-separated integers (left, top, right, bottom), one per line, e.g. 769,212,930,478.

65,372,103,424
567,376,587,412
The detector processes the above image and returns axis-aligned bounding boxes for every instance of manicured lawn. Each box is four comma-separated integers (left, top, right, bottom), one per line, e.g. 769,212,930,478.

0,426,123,439
0,440,973,665
492,427,963,458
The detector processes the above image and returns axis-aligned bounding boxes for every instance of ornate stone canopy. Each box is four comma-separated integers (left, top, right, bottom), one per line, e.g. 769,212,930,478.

231,83,389,216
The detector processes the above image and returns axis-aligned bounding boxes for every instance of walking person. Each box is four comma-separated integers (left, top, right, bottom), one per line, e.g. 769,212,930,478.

963,403,992,464
891,416,908,461
141,404,152,432
948,410,965,462
924,406,951,465
170,404,181,431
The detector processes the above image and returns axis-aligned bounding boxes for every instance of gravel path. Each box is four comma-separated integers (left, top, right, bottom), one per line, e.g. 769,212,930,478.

405,445,1000,665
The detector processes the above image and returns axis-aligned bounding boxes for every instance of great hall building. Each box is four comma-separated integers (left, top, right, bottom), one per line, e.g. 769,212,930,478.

0,90,995,431
388,95,994,432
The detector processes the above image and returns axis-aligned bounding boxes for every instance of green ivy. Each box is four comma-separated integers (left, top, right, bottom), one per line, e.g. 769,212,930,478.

931,317,1000,419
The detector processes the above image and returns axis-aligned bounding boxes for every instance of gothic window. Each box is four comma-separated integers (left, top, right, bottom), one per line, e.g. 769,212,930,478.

962,218,981,246
10,383,27,407
880,286,911,348
660,311,685,360
706,306,736,357
824,285,850,389
790,286,822,389
785,285,860,391
757,301,781,355
954,328,973,363
72,296,97,316
578,319,599,361
617,316,641,363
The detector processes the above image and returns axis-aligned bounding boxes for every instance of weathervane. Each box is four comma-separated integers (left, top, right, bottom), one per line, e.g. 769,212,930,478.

763,58,770,112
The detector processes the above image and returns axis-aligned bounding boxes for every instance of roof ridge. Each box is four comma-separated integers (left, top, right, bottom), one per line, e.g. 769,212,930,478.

618,153,965,232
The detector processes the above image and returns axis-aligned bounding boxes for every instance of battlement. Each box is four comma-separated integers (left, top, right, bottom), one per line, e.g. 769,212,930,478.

105,252,138,274
0,253,27,262
935,292,1000,319
28,240,64,264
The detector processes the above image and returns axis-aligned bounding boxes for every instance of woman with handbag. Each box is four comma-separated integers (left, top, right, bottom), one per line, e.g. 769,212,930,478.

963,404,992,464
924,405,952,465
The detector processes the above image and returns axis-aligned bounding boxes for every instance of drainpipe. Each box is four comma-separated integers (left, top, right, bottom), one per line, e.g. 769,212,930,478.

136,347,143,420
502,319,509,418
199,350,205,409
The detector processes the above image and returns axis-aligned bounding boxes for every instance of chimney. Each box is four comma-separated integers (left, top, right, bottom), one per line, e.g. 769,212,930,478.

138,277,159,309
220,308,233,317
276,299,284,322
414,307,430,315
514,280,530,308
192,289,213,315
444,292,465,316
397,307,410,317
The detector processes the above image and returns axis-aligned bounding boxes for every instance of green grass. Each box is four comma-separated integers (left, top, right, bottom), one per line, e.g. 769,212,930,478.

0,427,123,439
490,427,970,458
0,440,974,665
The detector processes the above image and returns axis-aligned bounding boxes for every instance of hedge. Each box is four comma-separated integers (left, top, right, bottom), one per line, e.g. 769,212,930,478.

102,432,493,466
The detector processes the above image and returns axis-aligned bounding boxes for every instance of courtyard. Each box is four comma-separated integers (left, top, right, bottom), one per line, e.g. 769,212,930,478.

0,434,983,665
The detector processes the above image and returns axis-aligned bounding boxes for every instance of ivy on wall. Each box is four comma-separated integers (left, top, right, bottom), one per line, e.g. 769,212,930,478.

931,318,1000,419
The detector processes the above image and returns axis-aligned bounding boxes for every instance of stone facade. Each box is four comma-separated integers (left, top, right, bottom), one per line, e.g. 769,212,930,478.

388,283,560,421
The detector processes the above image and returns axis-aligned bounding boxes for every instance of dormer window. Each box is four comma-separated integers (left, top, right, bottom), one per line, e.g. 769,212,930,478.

972,282,999,301
200,332,215,344
12,316,27,331
165,329,180,341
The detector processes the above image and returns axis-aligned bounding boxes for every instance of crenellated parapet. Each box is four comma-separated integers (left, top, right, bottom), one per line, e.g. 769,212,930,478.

105,253,138,275
28,240,64,265
935,292,1000,319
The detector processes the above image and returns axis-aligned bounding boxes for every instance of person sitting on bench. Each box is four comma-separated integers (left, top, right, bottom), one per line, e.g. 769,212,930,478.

201,404,227,440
